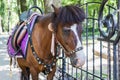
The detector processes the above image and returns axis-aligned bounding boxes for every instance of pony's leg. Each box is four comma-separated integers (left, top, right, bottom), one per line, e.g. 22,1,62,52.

47,66,56,80
20,67,30,80
30,67,39,80
20,68,30,80
17,58,30,80
21,70,28,80
26,67,30,80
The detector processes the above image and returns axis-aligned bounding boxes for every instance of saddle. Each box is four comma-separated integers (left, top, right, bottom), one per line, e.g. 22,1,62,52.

7,6,43,58
11,11,34,51
11,22,26,51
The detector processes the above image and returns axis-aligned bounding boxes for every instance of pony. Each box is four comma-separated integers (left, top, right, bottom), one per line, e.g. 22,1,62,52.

7,5,85,80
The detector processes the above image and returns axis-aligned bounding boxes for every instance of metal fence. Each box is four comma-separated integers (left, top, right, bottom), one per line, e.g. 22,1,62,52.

55,2,119,80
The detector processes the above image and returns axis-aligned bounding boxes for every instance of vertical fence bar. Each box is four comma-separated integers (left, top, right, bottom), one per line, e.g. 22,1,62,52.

71,65,73,78
107,42,111,80
99,25,103,79
96,2,101,79
113,44,117,80
85,3,88,80
92,10,95,80
67,58,69,80
62,50,66,80
107,6,111,80
76,68,78,79
80,69,83,80
118,0,120,80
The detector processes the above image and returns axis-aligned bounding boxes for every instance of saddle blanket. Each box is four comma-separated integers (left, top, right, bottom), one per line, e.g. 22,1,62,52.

7,14,39,58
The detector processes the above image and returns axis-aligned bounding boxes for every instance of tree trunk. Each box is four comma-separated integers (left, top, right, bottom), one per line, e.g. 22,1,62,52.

0,17,2,34
20,0,27,13
17,0,20,17
118,0,120,79
44,0,61,13
33,0,37,6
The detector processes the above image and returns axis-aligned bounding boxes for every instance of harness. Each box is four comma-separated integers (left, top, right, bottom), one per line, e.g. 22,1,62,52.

25,16,59,74
28,32,60,74
28,31,83,75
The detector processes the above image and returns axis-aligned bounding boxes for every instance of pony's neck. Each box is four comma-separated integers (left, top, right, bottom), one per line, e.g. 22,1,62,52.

32,13,54,60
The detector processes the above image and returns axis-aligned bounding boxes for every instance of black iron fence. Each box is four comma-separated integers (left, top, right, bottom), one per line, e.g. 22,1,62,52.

55,2,119,80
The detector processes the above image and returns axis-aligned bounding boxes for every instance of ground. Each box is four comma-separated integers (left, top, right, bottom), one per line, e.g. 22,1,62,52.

0,34,60,80
0,34,49,80
0,34,113,80
0,34,20,80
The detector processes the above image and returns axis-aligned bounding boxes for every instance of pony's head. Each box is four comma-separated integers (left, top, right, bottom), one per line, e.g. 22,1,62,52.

48,5,85,67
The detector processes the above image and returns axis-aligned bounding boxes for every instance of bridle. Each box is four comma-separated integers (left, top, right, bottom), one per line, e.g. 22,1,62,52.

50,27,83,57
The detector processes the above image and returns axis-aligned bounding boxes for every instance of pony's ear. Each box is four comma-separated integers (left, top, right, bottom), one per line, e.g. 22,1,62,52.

48,23,54,32
51,4,59,14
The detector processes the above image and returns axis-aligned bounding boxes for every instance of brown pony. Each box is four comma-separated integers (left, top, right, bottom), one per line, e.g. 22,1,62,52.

16,5,85,80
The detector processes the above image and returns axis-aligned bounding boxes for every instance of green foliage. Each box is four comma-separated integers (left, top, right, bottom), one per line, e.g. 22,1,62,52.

0,0,118,32
61,0,117,6
107,0,117,8
0,0,44,32
61,0,117,37
0,0,5,16
0,0,8,31
61,0,80,6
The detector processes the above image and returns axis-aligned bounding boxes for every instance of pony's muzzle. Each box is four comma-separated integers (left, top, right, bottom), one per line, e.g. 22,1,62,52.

70,51,85,68
75,59,85,67
71,58,85,68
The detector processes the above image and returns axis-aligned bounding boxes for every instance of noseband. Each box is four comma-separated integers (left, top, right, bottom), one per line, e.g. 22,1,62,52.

69,47,83,55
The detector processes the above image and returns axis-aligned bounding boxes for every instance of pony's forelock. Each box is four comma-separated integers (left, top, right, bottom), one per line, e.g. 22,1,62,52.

59,6,85,24
51,5,85,31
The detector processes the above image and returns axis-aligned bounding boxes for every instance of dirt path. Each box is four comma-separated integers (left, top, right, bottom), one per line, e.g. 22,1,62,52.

0,35,20,80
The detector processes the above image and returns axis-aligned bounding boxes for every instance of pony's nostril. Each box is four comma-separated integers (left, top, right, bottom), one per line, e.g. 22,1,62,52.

73,59,78,65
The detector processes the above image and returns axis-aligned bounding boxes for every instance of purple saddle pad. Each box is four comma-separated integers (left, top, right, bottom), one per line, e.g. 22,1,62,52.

7,14,38,58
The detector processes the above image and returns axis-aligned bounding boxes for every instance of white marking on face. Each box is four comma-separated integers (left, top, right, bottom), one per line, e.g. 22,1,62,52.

70,24,82,49
70,24,85,67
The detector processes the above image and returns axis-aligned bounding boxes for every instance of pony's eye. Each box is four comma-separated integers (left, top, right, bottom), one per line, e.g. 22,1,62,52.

63,27,72,36
63,28,71,36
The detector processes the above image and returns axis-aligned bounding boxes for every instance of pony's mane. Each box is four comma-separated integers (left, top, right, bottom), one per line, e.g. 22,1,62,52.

52,5,85,27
